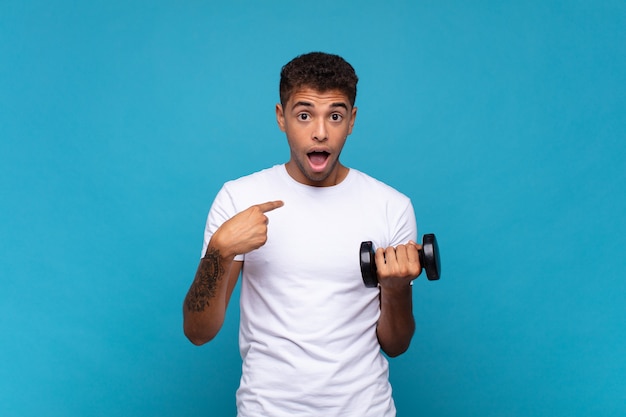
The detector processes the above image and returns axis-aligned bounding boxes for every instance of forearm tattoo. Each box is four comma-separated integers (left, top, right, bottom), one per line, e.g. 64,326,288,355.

184,248,225,312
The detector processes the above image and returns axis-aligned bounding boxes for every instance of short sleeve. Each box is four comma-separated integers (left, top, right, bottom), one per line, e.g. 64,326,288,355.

200,184,244,261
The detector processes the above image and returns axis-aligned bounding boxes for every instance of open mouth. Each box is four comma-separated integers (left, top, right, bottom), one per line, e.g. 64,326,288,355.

307,151,330,168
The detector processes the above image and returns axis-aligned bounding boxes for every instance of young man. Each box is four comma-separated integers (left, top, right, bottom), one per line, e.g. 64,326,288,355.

183,52,422,416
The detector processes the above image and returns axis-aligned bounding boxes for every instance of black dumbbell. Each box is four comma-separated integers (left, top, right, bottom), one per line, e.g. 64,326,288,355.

359,233,441,288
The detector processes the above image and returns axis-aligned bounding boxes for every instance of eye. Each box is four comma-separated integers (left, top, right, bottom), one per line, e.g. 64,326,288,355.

297,113,310,121
330,113,343,122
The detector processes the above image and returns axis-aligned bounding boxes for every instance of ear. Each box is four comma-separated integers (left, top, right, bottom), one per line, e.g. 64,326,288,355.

347,106,357,135
276,103,286,132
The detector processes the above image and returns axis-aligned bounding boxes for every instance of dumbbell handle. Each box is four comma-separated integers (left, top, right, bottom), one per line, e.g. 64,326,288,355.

360,233,441,288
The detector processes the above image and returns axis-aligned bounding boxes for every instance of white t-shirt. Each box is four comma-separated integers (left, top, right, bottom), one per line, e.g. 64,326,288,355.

202,165,417,417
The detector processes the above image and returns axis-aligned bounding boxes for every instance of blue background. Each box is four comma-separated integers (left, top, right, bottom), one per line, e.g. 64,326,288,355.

1,1,625,416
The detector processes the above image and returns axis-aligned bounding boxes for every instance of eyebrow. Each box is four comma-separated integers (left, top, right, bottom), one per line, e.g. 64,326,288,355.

291,101,349,110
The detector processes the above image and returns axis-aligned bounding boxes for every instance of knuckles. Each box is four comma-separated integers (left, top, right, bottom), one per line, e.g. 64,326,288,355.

377,244,422,280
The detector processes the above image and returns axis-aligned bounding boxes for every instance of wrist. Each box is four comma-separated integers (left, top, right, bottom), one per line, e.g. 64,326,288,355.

379,280,413,298
207,230,236,260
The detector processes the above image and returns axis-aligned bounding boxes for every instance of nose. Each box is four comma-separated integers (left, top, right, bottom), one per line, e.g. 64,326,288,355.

312,119,328,142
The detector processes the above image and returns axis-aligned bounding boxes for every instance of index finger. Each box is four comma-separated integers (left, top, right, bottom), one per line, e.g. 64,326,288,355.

256,200,284,213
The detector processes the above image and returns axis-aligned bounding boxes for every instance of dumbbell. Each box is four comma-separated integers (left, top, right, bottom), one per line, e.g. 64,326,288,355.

359,233,441,288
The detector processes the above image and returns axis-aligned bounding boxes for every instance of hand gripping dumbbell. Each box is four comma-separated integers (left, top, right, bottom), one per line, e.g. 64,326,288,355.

359,234,441,288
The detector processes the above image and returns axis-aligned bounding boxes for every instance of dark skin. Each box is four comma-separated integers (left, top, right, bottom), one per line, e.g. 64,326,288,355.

183,248,237,345
374,242,421,356
184,247,224,313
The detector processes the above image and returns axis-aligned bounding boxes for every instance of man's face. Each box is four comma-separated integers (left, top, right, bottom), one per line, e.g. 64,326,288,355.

276,87,357,187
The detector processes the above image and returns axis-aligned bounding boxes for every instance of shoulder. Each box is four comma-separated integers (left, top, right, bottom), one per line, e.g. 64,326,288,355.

217,165,286,210
347,168,417,246
222,165,284,191
348,168,411,203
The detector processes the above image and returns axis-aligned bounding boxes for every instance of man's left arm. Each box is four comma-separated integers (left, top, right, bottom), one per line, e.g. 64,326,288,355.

375,242,421,357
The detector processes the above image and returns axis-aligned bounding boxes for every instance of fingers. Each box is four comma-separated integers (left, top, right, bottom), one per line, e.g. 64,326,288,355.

255,200,284,213
376,242,422,281
405,241,421,264
216,201,283,256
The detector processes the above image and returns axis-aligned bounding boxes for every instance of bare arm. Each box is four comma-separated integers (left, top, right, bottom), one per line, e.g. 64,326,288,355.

374,242,421,357
182,200,284,345
183,247,242,345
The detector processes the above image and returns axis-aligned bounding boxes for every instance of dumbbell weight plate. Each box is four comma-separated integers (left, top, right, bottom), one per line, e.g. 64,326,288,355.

360,241,378,288
422,233,441,281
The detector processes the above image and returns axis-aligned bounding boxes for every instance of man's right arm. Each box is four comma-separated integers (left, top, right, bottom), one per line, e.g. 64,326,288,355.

182,200,284,345
183,244,242,345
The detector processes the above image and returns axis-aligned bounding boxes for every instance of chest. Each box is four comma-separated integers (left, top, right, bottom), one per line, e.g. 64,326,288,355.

244,193,389,285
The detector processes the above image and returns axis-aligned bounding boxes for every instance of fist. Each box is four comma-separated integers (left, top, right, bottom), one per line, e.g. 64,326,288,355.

210,200,284,257
375,241,422,288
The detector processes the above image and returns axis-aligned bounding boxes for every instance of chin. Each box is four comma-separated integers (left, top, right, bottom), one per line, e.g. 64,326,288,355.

305,172,329,183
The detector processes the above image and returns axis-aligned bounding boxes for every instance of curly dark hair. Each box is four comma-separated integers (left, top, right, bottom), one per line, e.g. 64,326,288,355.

279,52,358,107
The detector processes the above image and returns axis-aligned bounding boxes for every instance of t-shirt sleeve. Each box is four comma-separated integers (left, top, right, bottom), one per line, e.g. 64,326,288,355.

200,184,244,261
388,198,418,248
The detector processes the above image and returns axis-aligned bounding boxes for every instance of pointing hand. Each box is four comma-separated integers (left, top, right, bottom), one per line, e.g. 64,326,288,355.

209,200,284,257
